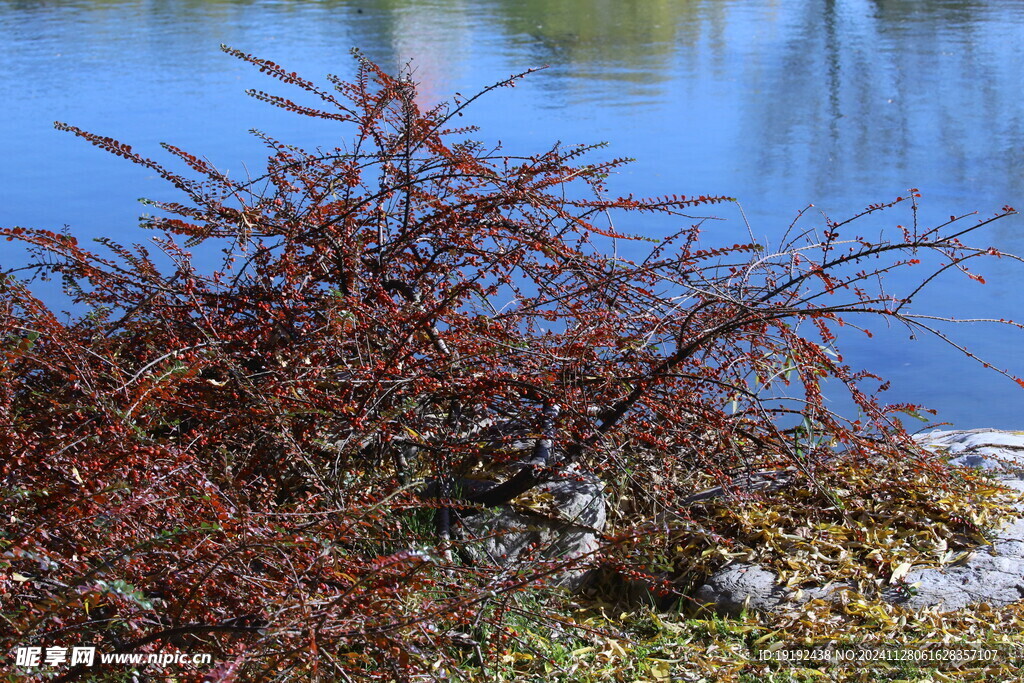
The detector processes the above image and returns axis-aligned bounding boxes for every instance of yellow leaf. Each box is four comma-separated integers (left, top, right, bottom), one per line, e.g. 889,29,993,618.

890,561,913,583
12,572,30,582
753,630,784,646
501,652,534,664
794,667,829,678
650,660,673,681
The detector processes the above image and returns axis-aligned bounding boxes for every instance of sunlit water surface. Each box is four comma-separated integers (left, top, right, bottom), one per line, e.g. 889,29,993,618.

2,0,1023,427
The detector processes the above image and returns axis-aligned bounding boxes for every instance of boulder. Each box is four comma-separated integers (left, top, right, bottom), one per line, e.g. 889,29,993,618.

694,430,1024,615
456,471,606,589
693,564,852,617
915,428,1024,474
885,429,1024,610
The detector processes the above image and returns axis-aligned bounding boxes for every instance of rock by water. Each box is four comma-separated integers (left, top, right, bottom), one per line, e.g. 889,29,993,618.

694,429,1024,615
457,472,606,589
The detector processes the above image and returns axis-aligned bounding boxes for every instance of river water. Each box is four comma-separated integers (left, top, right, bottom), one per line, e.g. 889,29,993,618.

2,0,1023,427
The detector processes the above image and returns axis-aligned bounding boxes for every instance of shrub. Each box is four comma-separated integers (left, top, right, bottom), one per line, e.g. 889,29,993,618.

1,47,1018,680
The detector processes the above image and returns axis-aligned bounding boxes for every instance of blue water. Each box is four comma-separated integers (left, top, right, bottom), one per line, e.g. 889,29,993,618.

2,0,1023,428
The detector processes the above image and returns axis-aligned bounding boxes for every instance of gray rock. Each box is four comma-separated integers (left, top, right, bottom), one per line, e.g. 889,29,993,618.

692,564,783,616
886,429,1024,610
916,428,1024,474
457,472,606,589
693,564,852,616
695,430,1024,614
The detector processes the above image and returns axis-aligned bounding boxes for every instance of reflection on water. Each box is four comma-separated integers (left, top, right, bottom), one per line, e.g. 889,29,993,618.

747,0,1024,206
1,0,1022,426
489,0,709,106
